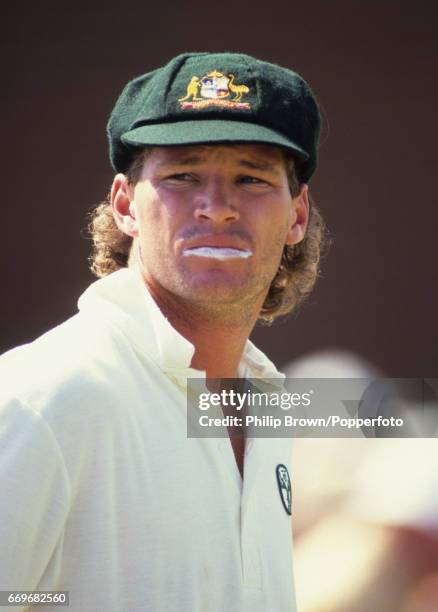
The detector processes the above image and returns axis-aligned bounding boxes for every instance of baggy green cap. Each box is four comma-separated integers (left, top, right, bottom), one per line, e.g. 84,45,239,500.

107,52,321,182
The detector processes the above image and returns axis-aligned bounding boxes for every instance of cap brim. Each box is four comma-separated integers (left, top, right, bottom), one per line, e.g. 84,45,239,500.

121,120,309,161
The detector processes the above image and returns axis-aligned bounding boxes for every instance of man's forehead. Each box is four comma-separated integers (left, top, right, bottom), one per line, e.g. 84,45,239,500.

146,144,286,169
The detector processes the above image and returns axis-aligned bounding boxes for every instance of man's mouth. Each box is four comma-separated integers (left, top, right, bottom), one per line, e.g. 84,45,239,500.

182,247,253,261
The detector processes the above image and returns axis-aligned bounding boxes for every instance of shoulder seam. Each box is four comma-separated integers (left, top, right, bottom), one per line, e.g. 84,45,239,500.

13,398,73,509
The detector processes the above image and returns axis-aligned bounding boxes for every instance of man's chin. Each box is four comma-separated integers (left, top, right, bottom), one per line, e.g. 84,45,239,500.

186,267,245,287
178,273,266,308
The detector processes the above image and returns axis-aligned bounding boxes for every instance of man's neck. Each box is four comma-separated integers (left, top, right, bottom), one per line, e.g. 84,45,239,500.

174,318,251,379
143,280,263,379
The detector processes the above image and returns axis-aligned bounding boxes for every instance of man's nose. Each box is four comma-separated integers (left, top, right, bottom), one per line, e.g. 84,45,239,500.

194,181,239,223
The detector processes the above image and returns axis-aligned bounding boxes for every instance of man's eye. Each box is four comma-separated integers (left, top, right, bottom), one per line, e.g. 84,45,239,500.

238,176,269,185
165,173,195,182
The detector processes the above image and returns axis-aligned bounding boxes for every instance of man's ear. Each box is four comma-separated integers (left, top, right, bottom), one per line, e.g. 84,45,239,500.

285,184,310,246
111,174,138,237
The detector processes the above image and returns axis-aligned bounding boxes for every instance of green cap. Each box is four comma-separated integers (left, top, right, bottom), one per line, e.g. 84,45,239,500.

107,52,321,182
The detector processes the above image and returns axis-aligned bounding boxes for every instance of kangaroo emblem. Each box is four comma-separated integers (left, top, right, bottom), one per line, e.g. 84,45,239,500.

178,76,202,102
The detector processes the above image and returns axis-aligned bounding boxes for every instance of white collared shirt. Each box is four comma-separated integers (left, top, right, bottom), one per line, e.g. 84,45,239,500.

0,269,296,612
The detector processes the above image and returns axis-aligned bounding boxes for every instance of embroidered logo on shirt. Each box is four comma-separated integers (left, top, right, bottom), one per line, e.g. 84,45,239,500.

178,71,251,110
276,464,292,515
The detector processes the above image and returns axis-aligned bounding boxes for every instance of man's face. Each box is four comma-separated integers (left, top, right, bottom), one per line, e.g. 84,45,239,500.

114,144,308,315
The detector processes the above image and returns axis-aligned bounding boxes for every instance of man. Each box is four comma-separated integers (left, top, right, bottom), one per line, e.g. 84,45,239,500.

0,52,324,611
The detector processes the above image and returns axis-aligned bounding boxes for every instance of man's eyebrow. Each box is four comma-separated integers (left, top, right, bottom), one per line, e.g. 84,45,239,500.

157,155,281,174
237,159,280,174
158,155,204,167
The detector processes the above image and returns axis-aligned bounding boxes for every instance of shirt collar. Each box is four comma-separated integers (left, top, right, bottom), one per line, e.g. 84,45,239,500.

77,268,284,385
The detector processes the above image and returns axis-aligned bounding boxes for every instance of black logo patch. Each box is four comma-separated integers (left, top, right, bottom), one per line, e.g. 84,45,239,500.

276,464,292,515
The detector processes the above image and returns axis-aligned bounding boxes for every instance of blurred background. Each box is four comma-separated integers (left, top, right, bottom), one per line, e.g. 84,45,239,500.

2,3,438,611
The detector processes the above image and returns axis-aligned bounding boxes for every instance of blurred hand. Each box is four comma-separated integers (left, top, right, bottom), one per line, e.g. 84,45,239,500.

294,516,438,612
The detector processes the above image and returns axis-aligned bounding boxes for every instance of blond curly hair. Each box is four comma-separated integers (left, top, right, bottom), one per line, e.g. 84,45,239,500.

87,148,328,324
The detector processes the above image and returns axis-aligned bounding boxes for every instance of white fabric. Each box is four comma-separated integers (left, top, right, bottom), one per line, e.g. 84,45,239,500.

0,269,296,612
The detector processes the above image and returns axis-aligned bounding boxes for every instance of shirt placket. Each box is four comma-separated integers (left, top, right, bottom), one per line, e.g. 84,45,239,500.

240,438,264,590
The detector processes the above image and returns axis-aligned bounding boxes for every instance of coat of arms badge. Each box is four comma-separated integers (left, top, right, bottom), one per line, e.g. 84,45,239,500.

179,70,250,110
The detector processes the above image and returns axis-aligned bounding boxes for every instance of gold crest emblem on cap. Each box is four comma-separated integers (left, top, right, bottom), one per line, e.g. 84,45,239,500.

179,71,250,109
